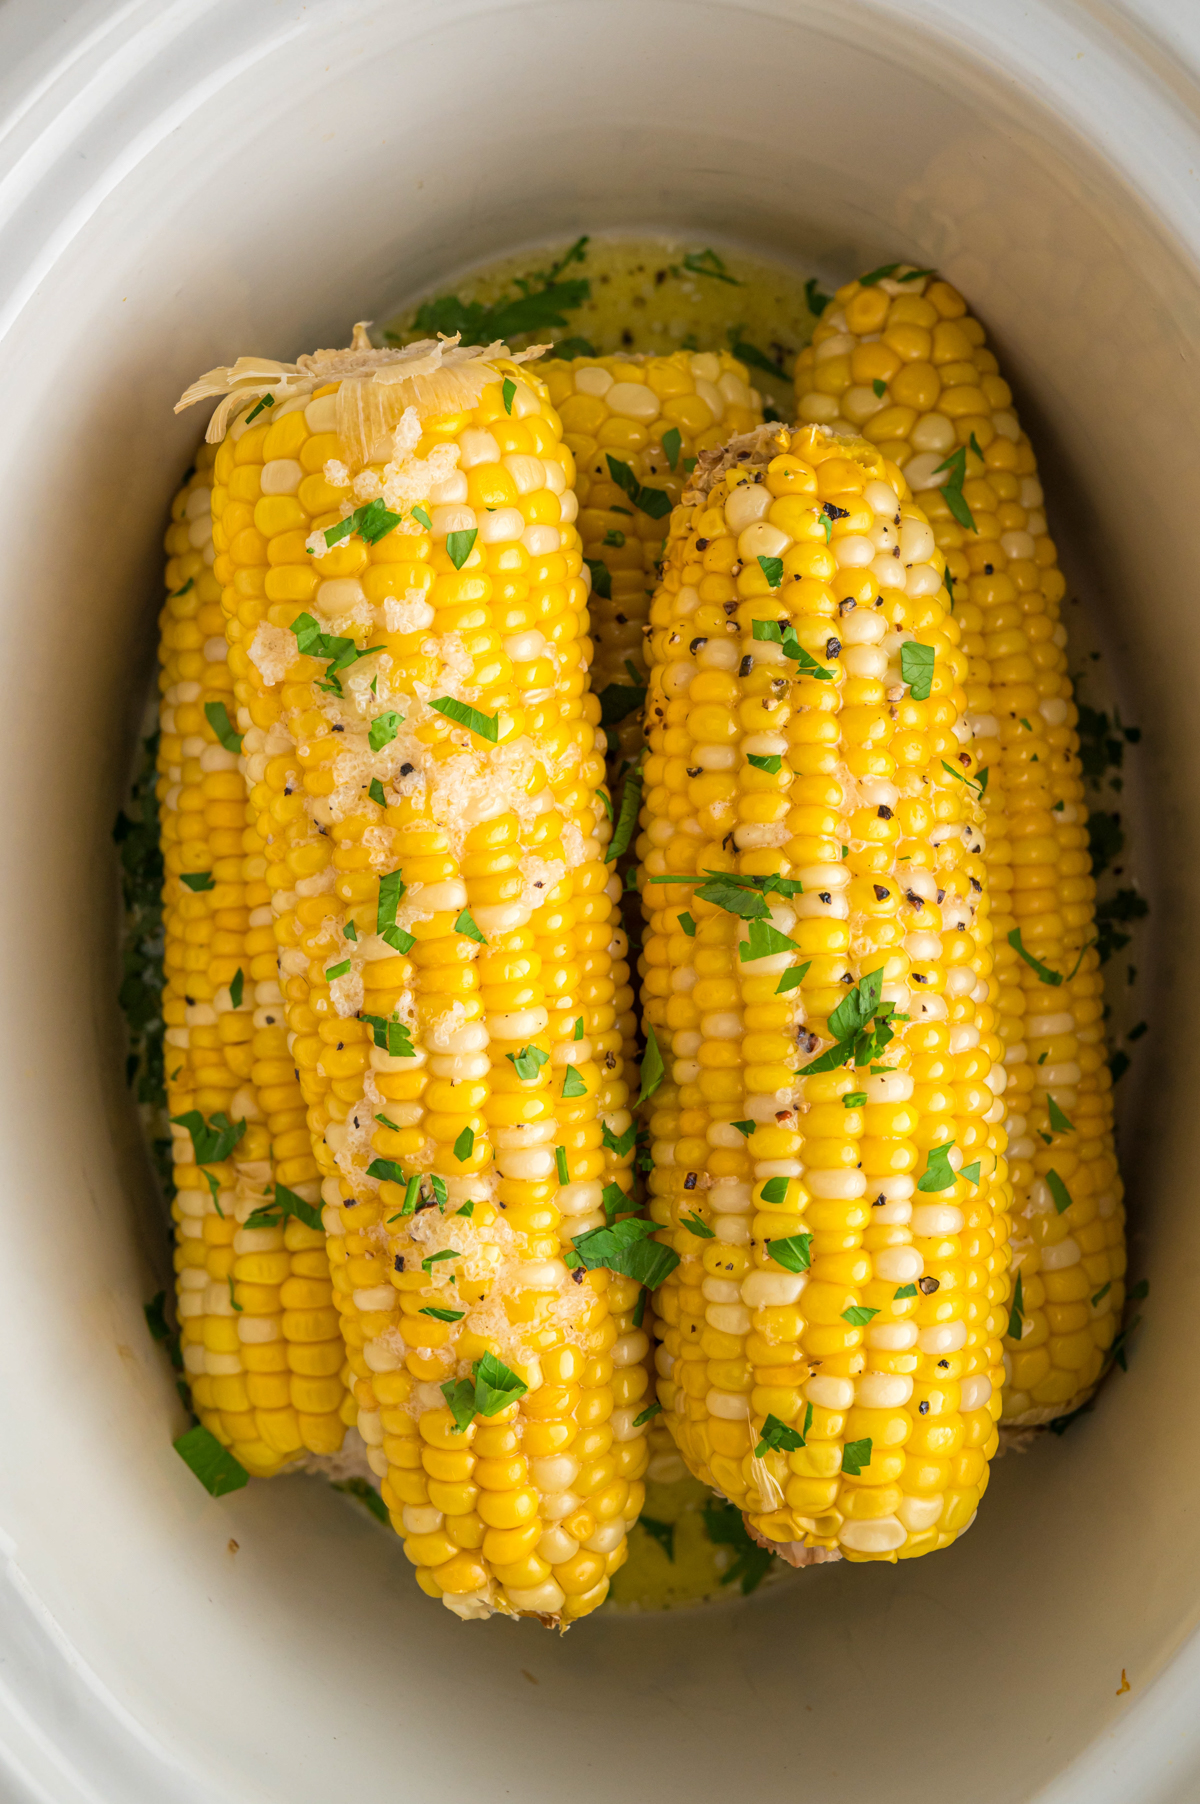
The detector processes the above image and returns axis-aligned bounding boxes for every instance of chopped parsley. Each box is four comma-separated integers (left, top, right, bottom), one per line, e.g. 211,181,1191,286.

325,958,351,981
501,376,516,414
900,641,935,700
739,917,801,964
566,1217,679,1289
606,453,671,520
596,677,646,729
776,961,812,994
473,1351,529,1415
319,498,403,549
751,615,834,680
747,753,782,774
932,444,977,533
173,1424,249,1496
601,1181,633,1223
755,1408,811,1457
842,1305,878,1327
917,1142,957,1193
171,1109,246,1167
408,236,590,344
144,1290,170,1343
662,427,682,472
507,1045,549,1081
681,1212,714,1238
941,758,987,798
330,1476,390,1524
843,1091,867,1108
366,1156,407,1185
429,696,498,742
412,505,432,531
244,1182,324,1232
1007,928,1066,986
1047,1096,1074,1134
801,967,899,1073
229,968,244,1009
361,1014,415,1057
446,528,478,570
872,378,887,398
731,1119,755,1137
454,907,486,945
181,871,215,892
633,1401,662,1427
555,1146,570,1184
1046,1170,1073,1214
422,1249,459,1274
682,247,740,285
561,1065,588,1099
454,1127,475,1163
637,1023,665,1104
1007,1271,1025,1341
678,912,696,937
804,277,831,316
369,711,402,751
369,778,387,807
767,1233,812,1273
702,1498,773,1594
894,1283,918,1299
204,700,242,754
584,557,612,599
243,393,275,425
607,764,644,864
602,1121,636,1157
728,331,784,377
841,1438,873,1475
640,1517,676,1561
757,555,784,589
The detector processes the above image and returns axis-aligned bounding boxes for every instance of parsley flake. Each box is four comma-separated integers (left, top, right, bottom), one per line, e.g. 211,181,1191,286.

429,696,498,742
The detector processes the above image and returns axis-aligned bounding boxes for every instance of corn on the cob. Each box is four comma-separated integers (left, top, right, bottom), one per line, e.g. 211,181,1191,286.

795,271,1123,1424
541,350,762,761
180,330,647,1622
639,421,1010,1563
159,458,349,1474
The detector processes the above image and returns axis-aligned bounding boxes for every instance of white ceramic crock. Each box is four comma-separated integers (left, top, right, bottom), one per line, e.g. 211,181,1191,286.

0,2,1193,1799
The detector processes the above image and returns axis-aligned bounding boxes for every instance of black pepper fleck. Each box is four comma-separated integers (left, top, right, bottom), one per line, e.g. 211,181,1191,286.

873,884,889,901
877,805,892,819
738,655,753,677
919,1400,930,1415
684,1172,698,1190
918,1276,940,1295
825,637,841,660
394,1255,405,1272
689,637,707,654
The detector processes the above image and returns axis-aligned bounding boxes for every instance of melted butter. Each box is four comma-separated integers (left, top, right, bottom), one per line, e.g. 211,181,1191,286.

605,1473,792,1612
379,234,823,417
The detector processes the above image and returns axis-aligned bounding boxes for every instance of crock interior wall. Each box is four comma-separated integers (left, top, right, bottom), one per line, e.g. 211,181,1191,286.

0,4,1191,1802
